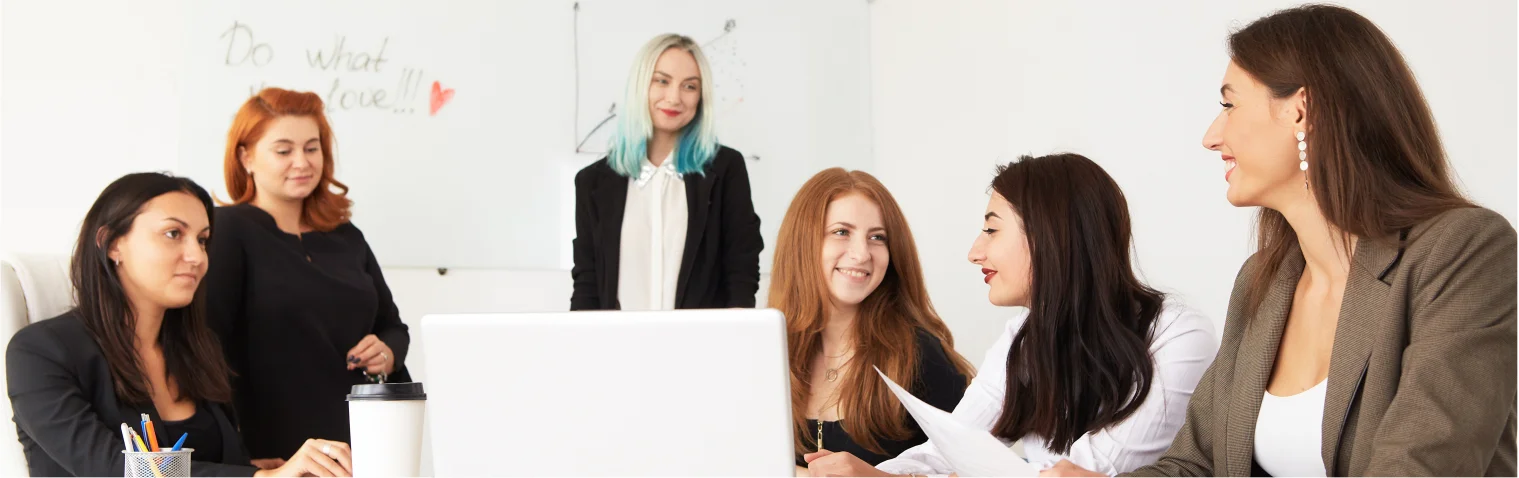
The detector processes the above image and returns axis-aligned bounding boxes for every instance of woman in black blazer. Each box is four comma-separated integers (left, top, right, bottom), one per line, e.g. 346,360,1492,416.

6,173,350,477
571,33,763,311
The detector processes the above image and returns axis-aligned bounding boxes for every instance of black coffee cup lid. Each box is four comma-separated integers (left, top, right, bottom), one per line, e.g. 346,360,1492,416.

347,382,426,401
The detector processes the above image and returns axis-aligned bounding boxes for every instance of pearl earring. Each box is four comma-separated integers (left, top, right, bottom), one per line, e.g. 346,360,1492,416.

1296,131,1308,189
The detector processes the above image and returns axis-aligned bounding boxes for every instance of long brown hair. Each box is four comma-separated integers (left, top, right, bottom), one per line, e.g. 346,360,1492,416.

72,172,233,405
222,87,354,232
770,168,974,456
1229,4,1471,310
988,154,1165,454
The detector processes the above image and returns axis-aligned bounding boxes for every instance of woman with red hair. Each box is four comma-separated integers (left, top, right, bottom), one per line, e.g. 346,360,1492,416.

772,168,973,473
203,88,410,469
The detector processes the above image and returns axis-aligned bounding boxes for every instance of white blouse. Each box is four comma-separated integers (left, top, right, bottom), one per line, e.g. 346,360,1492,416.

876,301,1219,476
1253,379,1328,477
616,152,687,311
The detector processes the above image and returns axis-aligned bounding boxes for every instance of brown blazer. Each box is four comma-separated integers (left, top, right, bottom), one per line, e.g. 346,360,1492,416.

1129,207,1517,476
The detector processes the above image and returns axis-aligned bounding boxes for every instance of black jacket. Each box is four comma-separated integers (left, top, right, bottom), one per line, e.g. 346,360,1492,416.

571,146,764,310
6,312,256,477
204,204,410,459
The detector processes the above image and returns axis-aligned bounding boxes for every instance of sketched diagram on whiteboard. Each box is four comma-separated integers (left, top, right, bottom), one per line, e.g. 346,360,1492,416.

573,2,749,157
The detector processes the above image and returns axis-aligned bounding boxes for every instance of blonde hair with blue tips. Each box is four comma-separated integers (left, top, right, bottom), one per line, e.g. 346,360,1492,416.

606,33,719,177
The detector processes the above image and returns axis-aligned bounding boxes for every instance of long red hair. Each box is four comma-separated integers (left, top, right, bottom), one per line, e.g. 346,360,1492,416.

222,87,352,231
770,168,974,456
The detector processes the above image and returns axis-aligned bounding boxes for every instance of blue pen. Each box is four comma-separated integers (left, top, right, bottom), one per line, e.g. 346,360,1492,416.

170,433,187,452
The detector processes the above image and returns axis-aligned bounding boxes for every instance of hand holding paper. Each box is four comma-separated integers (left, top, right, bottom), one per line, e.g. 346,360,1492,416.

874,366,1037,477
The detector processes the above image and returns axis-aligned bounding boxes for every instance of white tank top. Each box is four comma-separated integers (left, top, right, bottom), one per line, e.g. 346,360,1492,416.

1253,379,1328,477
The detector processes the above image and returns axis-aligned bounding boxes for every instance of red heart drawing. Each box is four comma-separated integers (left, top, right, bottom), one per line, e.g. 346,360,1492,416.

430,81,455,116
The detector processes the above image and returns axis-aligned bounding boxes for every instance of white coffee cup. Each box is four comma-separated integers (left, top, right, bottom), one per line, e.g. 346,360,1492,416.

347,382,427,477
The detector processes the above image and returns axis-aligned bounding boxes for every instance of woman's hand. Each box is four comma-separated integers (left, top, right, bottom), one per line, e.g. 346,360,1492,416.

802,450,894,477
1039,459,1105,477
252,439,353,477
346,334,394,375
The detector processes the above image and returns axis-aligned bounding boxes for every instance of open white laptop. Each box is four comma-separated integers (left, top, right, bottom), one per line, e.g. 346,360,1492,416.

421,309,795,476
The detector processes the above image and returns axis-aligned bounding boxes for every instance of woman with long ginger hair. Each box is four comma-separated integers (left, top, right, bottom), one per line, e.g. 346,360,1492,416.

772,168,974,475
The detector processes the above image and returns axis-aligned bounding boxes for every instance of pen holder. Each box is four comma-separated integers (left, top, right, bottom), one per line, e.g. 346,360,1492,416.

123,449,192,477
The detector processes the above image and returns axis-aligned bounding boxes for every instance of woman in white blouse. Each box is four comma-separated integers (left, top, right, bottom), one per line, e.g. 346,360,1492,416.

570,33,763,311
803,154,1218,477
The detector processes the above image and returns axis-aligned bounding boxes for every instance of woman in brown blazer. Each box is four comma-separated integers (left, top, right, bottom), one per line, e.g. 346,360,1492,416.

1044,5,1516,477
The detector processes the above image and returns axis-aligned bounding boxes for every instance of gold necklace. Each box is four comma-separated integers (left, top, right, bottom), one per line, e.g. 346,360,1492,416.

825,353,854,382
816,420,825,451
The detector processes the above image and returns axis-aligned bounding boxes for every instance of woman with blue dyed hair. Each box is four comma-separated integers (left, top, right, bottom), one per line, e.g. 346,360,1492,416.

571,33,763,311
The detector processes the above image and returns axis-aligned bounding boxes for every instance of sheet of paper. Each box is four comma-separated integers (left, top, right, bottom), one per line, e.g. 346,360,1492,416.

875,367,1037,477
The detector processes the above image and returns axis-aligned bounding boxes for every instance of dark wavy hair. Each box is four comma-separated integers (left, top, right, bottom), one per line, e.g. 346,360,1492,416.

987,154,1164,453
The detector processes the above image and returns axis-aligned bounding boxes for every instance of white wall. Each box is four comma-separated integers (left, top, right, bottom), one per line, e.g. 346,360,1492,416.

2,0,1514,367
868,0,1518,361
0,0,6,254
2,0,187,255
867,0,1017,361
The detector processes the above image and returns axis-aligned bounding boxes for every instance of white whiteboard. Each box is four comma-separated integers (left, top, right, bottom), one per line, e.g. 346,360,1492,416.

171,0,872,269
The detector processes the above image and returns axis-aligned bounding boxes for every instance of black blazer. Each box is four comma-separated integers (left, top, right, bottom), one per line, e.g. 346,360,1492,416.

5,312,256,477
571,145,764,310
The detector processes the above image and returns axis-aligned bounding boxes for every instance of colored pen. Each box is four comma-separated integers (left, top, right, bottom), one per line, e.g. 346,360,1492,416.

129,429,165,478
141,413,160,452
120,423,135,452
129,429,149,455
170,433,187,452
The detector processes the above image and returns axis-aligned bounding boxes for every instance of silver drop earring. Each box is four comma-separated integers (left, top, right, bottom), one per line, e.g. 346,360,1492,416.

1297,131,1308,189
